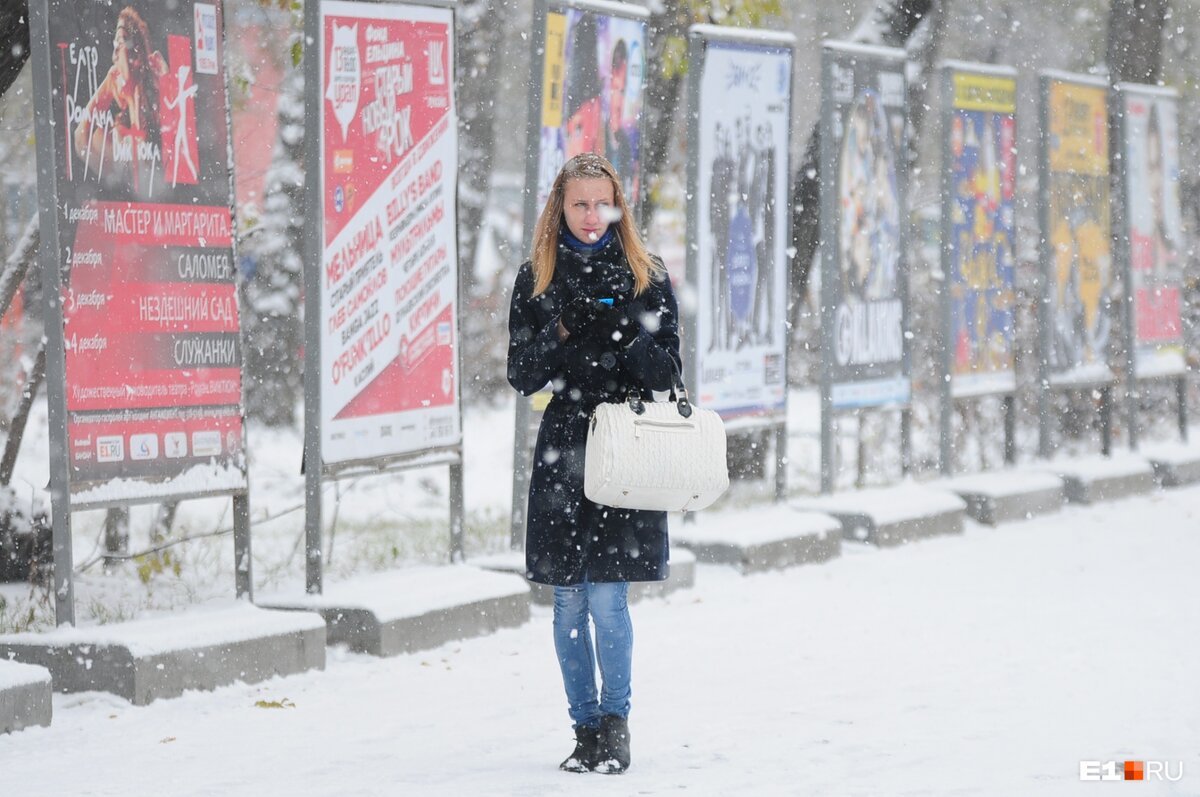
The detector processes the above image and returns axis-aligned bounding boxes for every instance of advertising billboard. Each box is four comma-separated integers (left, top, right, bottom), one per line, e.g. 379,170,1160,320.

942,64,1018,398
692,34,792,421
820,42,910,410
1040,73,1113,383
35,0,245,505
318,0,460,468
534,2,647,213
1117,84,1185,377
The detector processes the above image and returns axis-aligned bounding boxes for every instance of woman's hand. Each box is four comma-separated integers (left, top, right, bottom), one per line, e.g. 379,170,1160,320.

559,295,602,338
593,303,639,348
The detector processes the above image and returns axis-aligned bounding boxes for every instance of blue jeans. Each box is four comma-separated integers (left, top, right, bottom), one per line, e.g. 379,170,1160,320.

552,581,633,728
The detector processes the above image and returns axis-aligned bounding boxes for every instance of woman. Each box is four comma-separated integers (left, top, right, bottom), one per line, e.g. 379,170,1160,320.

74,6,165,189
507,153,681,775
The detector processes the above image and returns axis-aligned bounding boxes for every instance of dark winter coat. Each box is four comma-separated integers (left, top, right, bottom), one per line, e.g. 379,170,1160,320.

507,230,682,586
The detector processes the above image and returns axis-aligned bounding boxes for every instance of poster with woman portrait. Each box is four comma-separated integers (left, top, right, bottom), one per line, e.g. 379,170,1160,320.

820,43,910,409
32,0,245,505
943,65,1018,398
1118,84,1185,377
534,0,647,214
1040,72,1113,383
692,32,792,421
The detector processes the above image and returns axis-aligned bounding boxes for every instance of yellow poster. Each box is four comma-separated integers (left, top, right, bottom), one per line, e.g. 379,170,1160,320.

1048,81,1108,175
541,13,567,128
1045,79,1112,372
952,73,1016,114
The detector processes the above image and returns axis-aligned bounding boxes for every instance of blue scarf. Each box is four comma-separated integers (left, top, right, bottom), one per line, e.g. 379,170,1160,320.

561,226,615,254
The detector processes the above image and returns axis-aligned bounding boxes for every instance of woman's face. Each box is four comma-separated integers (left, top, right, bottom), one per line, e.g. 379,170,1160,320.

562,177,615,242
113,24,130,80
608,63,626,132
1147,130,1164,211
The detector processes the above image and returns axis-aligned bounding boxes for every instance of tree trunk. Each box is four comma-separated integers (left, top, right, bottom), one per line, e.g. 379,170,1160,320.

0,2,29,100
0,217,37,321
905,0,949,174
455,0,507,293
241,64,305,427
1106,0,1168,85
637,2,692,231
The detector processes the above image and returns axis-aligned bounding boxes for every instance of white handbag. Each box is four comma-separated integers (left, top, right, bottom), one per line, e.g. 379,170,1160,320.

584,383,730,513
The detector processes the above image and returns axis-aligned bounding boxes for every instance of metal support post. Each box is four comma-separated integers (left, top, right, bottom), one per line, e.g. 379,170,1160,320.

1177,375,1189,443
233,493,252,600
449,460,465,562
773,423,788,502
1100,385,1113,456
1002,393,1017,465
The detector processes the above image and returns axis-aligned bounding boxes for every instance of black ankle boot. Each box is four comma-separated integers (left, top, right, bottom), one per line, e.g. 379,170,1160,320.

559,725,602,772
595,714,631,774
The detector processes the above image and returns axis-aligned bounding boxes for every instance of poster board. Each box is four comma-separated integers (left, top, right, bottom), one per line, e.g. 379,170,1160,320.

687,25,793,426
1037,70,1114,388
314,0,461,472
31,0,246,508
940,62,1018,400
531,0,648,217
819,41,910,411
1114,83,1185,381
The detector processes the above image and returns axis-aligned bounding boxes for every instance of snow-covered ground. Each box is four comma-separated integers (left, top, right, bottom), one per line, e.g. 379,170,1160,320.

5,484,1198,796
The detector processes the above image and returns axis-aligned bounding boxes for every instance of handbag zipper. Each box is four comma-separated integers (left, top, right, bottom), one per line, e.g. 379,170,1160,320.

633,418,695,438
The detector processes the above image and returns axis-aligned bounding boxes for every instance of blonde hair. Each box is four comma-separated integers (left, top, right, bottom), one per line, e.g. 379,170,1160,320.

530,153,663,296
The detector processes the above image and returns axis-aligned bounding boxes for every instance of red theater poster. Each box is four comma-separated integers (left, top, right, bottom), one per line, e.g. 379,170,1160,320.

38,0,245,503
319,1,460,466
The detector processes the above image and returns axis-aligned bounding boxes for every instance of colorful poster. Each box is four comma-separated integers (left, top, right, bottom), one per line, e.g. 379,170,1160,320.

821,45,909,409
694,39,790,419
536,5,646,212
1043,77,1112,380
37,0,245,501
319,1,460,466
945,69,1017,397
1121,87,1185,375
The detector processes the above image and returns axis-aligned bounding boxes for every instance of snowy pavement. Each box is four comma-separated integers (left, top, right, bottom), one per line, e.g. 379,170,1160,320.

4,485,1199,796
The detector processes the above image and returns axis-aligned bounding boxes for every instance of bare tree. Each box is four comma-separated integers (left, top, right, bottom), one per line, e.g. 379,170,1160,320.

637,0,695,230
1106,0,1169,84
0,3,29,100
456,0,507,286
240,61,305,427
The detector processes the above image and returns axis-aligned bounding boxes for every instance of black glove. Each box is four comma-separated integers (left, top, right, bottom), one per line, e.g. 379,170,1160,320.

560,295,602,335
593,303,639,348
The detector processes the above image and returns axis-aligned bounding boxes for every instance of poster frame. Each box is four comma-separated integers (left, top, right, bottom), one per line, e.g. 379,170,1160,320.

936,60,1020,476
303,0,464,594
27,0,253,623
685,24,795,498
1111,81,1188,448
1035,69,1116,459
818,40,912,493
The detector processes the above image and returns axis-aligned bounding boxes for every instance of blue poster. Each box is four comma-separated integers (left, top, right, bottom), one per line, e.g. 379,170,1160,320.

946,69,1018,396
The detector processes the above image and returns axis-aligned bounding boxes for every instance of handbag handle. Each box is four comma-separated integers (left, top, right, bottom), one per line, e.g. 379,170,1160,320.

667,357,693,418
627,356,692,418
